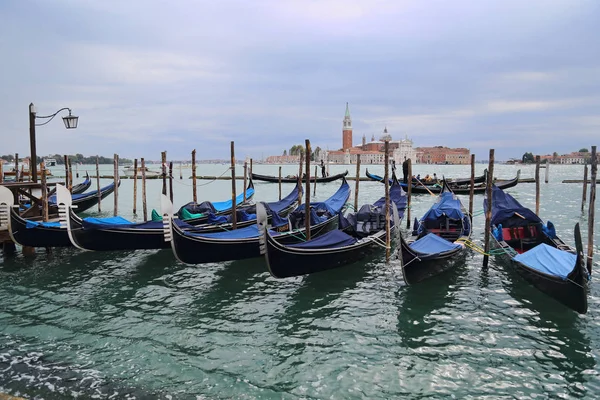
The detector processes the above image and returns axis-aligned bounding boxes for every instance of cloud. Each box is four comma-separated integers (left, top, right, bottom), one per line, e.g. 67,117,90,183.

0,0,599,161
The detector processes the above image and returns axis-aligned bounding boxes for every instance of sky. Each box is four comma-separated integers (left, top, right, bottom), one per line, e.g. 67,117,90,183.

1,0,599,161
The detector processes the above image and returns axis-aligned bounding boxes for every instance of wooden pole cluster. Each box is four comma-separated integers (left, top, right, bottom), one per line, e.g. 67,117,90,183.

354,154,361,211
587,145,597,275
40,162,48,222
305,139,311,241
278,166,282,201
113,154,119,217
169,161,174,203
141,158,148,221
582,163,588,213
243,162,248,203
384,141,391,262
192,149,197,203
161,151,167,196
96,155,101,212
483,149,495,267
406,158,412,229
133,159,138,214
469,154,475,222
230,141,237,229
535,155,540,215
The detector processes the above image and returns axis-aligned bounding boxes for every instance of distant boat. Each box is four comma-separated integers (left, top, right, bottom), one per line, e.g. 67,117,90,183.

43,158,57,167
123,166,161,178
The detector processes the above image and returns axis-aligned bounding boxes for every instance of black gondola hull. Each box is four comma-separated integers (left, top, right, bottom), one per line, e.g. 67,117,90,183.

252,170,348,183
490,236,588,314
265,230,387,278
399,238,467,284
9,206,71,247
171,217,338,264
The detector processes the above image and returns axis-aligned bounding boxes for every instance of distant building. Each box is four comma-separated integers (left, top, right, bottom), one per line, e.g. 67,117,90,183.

265,155,301,164
326,104,417,165
416,146,470,165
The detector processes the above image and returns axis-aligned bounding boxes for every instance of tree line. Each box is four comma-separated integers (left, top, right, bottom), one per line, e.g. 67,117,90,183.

1,154,132,165
521,148,590,164
282,145,322,161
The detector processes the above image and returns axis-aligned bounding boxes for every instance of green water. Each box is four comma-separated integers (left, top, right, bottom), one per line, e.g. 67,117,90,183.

1,164,598,399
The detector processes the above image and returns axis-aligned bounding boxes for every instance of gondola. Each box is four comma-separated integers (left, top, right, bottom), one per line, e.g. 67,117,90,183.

59,182,302,251
484,185,588,314
258,174,407,278
49,180,118,213
398,180,472,284
251,170,348,183
66,172,92,195
366,169,520,195
164,178,351,264
368,169,487,186
174,179,255,224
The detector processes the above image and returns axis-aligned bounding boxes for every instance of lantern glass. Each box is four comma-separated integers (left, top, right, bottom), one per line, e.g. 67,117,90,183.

62,115,79,129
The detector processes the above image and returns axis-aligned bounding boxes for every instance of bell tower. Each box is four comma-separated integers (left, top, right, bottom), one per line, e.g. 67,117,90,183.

342,102,352,150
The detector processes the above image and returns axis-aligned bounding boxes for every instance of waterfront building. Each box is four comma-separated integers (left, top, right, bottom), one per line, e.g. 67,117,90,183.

416,146,470,165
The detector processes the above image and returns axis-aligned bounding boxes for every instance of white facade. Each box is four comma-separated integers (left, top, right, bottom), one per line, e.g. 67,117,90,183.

392,137,418,165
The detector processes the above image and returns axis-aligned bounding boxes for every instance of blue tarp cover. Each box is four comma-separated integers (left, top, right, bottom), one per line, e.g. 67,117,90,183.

48,183,115,204
267,183,301,214
288,229,357,249
513,243,575,280
295,180,350,215
409,233,461,254
183,224,276,239
25,220,62,229
374,180,407,216
211,188,255,212
82,216,190,230
422,192,464,222
485,185,542,226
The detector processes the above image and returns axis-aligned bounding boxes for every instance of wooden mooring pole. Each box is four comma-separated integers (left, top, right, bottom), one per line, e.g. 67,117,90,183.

535,155,540,215
406,158,412,229
230,142,237,229
40,162,48,222
141,158,148,221
0,161,3,183
587,145,597,275
63,155,68,188
243,162,248,203
483,149,495,267
278,166,282,201
384,141,391,262
354,154,361,211
313,165,317,197
14,153,18,182
582,163,588,213
191,149,197,203
305,139,311,241
113,154,119,217
469,154,475,222
68,159,73,192
297,155,303,206
96,155,101,212
161,151,167,196
545,162,550,183
169,161,174,203
133,159,138,214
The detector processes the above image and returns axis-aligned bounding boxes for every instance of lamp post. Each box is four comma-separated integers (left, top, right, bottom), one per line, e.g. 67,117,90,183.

29,103,79,182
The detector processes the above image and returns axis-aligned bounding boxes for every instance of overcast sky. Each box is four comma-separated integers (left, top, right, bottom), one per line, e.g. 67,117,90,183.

1,0,598,161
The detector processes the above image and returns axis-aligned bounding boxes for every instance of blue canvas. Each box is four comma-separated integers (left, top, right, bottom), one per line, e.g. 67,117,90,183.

485,185,541,227
409,233,461,254
514,243,576,280
421,192,465,222
288,229,357,249
25,220,62,229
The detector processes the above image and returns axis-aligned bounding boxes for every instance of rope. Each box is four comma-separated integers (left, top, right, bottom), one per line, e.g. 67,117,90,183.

168,167,233,187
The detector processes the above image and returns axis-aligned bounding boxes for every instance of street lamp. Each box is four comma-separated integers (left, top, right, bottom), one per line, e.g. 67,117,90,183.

29,102,79,182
